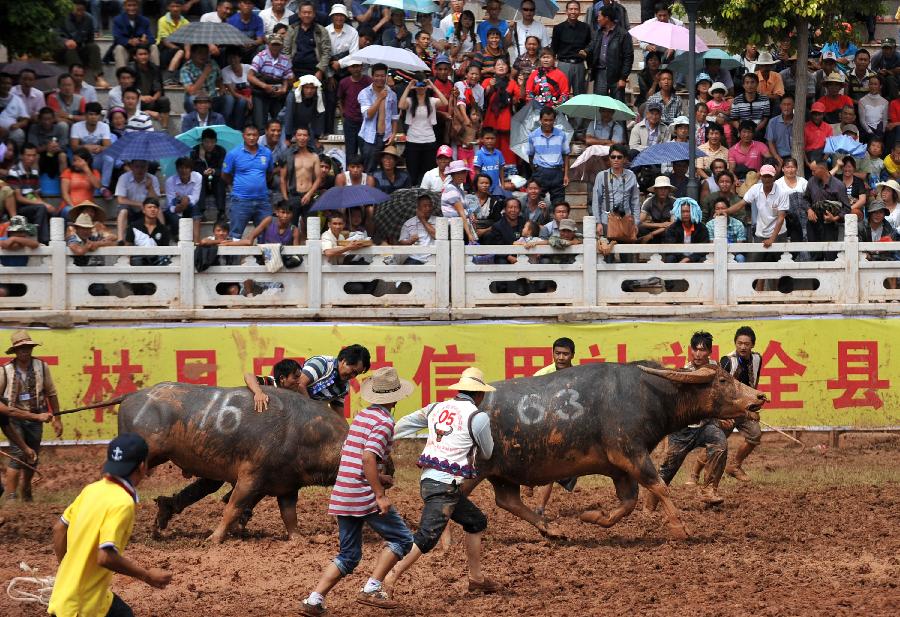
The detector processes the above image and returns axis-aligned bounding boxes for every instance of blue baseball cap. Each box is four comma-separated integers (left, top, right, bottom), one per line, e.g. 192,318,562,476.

103,433,149,477
434,54,451,66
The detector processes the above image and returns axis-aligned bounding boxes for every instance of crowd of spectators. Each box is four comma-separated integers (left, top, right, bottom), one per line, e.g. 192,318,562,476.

1,0,899,291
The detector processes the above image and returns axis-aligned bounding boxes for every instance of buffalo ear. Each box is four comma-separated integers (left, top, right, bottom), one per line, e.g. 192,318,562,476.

640,365,718,384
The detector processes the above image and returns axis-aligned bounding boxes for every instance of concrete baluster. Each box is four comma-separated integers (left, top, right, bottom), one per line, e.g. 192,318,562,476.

582,216,598,307
177,218,195,310
306,216,322,310
49,217,67,311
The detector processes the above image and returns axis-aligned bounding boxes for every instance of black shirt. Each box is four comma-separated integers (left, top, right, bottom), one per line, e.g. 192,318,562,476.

551,20,592,63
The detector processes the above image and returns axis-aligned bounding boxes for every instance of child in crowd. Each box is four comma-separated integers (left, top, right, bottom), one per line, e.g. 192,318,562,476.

473,128,506,194
455,106,482,177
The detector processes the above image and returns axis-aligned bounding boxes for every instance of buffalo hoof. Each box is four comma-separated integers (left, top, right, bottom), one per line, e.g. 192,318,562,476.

154,496,176,530
579,510,612,527
668,524,691,540
537,521,566,540
207,530,226,544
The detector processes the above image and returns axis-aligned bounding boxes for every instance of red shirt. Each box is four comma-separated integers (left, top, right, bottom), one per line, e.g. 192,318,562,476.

481,77,521,131
525,67,570,108
889,98,900,123
432,77,453,118
336,75,373,124
815,94,854,114
804,120,833,151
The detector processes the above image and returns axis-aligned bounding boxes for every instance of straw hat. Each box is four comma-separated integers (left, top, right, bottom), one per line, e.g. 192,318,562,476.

381,145,401,159
73,213,95,228
448,367,496,392
6,330,40,354
70,200,106,223
754,51,777,66
649,176,675,191
823,72,845,84
359,367,415,405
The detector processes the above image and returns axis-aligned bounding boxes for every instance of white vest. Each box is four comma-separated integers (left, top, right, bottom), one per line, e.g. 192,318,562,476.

418,397,483,479
724,351,761,388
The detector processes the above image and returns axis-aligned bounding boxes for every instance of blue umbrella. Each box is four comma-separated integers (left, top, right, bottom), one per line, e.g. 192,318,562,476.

824,135,867,157
310,185,390,212
631,141,697,167
161,125,243,176
102,131,191,162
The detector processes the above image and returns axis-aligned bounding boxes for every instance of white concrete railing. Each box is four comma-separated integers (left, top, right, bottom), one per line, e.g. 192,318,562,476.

1,214,898,318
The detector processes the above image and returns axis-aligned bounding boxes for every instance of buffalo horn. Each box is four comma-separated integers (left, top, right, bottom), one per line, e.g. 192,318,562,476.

639,365,718,384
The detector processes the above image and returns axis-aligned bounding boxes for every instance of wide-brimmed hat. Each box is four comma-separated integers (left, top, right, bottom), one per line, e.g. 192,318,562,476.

70,200,106,222
360,366,415,404
73,212,95,228
671,115,689,127
380,145,401,159
448,367,496,392
867,200,890,216
695,72,712,85
876,179,900,197
823,71,845,84
446,160,469,175
329,3,350,17
754,51,777,66
6,215,36,236
6,330,40,354
709,81,727,93
649,176,675,191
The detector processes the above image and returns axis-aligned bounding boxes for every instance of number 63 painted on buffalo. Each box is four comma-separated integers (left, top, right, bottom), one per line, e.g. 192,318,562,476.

516,389,584,425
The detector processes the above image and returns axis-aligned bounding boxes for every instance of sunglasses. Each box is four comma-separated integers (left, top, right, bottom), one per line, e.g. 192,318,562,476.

522,6,535,10
609,154,625,160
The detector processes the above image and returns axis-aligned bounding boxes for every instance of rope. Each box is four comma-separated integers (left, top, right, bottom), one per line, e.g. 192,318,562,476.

0,449,42,480
6,563,55,605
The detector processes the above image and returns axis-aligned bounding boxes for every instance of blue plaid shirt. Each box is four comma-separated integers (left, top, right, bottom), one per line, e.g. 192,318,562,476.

525,127,569,169
358,84,399,144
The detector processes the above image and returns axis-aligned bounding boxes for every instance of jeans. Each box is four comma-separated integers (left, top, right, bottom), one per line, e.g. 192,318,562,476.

343,117,363,161
105,594,134,617
252,94,286,134
658,424,728,487
221,94,249,130
333,509,414,576
229,196,272,239
413,479,487,554
361,133,385,174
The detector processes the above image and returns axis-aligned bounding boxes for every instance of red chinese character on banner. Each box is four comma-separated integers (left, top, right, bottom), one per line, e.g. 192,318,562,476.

504,347,552,379
826,341,890,409
176,350,218,386
82,349,144,422
757,341,807,409
578,343,628,364
253,347,305,377
344,346,394,418
413,345,477,406
1,355,59,366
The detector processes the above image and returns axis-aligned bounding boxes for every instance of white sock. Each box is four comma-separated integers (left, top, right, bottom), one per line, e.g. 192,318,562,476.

363,578,382,593
306,592,325,606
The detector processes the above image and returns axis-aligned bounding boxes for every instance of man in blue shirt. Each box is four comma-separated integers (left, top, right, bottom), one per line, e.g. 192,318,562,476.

228,0,267,63
111,0,158,69
358,64,399,173
764,95,794,168
473,129,506,194
223,125,274,239
525,107,570,204
476,0,509,48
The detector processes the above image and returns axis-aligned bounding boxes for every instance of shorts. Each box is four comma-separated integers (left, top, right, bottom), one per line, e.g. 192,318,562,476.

7,419,43,469
733,416,762,446
413,479,487,554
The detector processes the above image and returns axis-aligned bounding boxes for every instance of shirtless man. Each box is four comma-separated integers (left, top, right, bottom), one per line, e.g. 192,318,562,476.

279,126,321,224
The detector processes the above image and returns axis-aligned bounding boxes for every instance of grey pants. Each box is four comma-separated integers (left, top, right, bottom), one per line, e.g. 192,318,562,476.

557,60,586,95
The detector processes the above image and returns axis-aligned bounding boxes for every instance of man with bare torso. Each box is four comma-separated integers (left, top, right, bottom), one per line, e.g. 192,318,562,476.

279,126,321,225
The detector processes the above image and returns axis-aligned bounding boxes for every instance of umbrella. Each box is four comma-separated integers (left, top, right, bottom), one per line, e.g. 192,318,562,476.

509,103,574,161
628,21,708,53
364,0,436,13
165,22,253,46
502,0,559,19
667,48,741,74
0,60,64,79
102,131,191,162
310,185,390,212
345,45,430,72
160,124,243,176
373,188,442,241
558,94,636,123
824,136,867,158
631,141,699,167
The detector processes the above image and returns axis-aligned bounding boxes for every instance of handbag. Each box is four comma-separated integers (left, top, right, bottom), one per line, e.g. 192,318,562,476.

603,171,637,243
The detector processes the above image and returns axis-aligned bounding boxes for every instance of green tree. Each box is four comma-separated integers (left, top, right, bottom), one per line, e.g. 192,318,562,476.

0,0,73,59
694,0,884,169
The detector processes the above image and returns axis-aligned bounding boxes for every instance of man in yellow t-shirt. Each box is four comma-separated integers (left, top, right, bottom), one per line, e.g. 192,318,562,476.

48,434,172,617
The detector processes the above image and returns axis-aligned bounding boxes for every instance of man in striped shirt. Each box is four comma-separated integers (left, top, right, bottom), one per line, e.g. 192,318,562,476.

525,106,570,205
301,367,415,615
298,344,371,413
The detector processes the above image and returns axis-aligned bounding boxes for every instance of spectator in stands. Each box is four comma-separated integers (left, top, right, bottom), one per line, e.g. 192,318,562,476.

6,144,54,243
816,73,854,125
131,47,171,131
12,70,46,122
804,157,851,260
737,164,787,251
695,73,712,107
552,2,590,96
431,55,454,142
112,0,157,69
335,154,371,187
519,178,550,226
837,156,868,218
336,58,372,161
779,55,816,102
223,124,274,240
637,3,680,63
0,216,39,267
664,198,709,263
775,156,808,196
249,34,294,133
586,5,632,101
859,202,900,271
0,75,29,148
115,159,160,240
27,108,68,180
229,0,266,63
706,81,730,118
232,199,300,247
846,49,874,103
473,128,508,194
699,158,729,204
629,101,670,156
180,44,223,114
765,96,794,169
585,108,625,147
592,143,639,236
107,66,137,110
281,75,326,146
638,176,675,243
122,88,154,132
70,101,111,195
526,106,569,205
697,123,729,179
58,0,109,89
871,37,900,100
69,211,115,266
68,63,98,105
191,127,227,220
820,29,857,75
47,74,86,127
636,51,662,108
479,197,525,264
448,9,477,77
221,49,252,130
728,120,769,178
754,52,783,99
261,0,295,36
477,0,509,48
372,146,410,196
877,180,900,228
703,169,740,223
60,149,100,218
164,156,203,241
706,197,747,260
857,139,885,188
858,75,888,143
157,0,190,86
804,102,832,166
441,159,476,242
885,142,900,180
324,4,358,136
525,48,569,108
704,58,733,96
284,2,331,79
645,69,682,125
399,78,449,186
279,126,322,225
321,211,366,264
420,146,452,192
382,10,412,49
474,29,508,79
411,11,447,53
200,0,233,24
124,197,171,269
510,2,549,58
397,194,438,265
730,73,770,138
358,63,398,173
467,173,503,229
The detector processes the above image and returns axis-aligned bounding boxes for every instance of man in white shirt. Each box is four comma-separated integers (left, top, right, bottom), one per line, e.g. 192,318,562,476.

114,159,161,240
420,145,452,192
259,0,294,35
0,74,29,146
11,70,45,120
397,194,438,264
729,164,787,276
510,0,550,59
321,211,367,265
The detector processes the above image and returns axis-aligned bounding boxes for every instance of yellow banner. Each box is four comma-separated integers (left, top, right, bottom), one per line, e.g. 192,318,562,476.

3,318,898,440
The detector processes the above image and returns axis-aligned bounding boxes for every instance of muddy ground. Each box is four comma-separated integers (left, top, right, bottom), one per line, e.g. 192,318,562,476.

1,433,899,617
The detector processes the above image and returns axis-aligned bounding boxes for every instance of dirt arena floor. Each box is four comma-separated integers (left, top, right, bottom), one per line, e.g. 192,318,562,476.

1,433,899,617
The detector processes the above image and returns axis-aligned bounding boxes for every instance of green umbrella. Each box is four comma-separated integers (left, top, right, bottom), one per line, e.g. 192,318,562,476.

558,94,636,123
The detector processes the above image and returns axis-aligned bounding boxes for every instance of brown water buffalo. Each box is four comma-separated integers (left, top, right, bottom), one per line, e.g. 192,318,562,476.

117,382,347,543
471,362,766,539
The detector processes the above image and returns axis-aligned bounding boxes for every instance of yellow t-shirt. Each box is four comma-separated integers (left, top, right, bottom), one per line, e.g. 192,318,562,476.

534,363,556,376
156,13,188,45
884,155,900,178
48,478,137,617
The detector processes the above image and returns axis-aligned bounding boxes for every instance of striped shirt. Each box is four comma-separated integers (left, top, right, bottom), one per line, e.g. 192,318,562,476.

728,93,771,125
250,49,293,82
327,405,394,516
301,355,348,404
645,92,684,125
525,126,570,169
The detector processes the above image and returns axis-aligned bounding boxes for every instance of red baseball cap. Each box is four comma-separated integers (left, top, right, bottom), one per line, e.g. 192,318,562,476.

436,145,453,159
810,102,826,114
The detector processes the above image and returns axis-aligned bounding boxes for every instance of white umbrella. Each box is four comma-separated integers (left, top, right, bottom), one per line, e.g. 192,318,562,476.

343,45,430,72
628,21,709,53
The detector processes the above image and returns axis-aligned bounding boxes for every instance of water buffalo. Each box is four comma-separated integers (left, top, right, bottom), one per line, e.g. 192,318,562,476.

471,362,766,539
117,382,347,543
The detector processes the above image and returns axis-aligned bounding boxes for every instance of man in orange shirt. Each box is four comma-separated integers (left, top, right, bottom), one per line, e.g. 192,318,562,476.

755,51,784,97
804,102,833,166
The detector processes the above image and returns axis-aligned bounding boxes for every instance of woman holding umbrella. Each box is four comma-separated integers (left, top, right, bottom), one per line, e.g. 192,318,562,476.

482,58,521,166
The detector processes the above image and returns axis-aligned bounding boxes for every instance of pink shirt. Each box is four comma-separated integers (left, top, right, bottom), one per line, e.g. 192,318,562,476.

728,140,769,172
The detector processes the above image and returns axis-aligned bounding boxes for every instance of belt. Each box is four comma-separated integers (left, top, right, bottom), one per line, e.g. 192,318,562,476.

558,58,582,64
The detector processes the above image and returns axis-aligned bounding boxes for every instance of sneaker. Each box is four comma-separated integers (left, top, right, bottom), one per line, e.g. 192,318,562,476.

468,577,502,593
356,589,398,609
299,600,327,616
